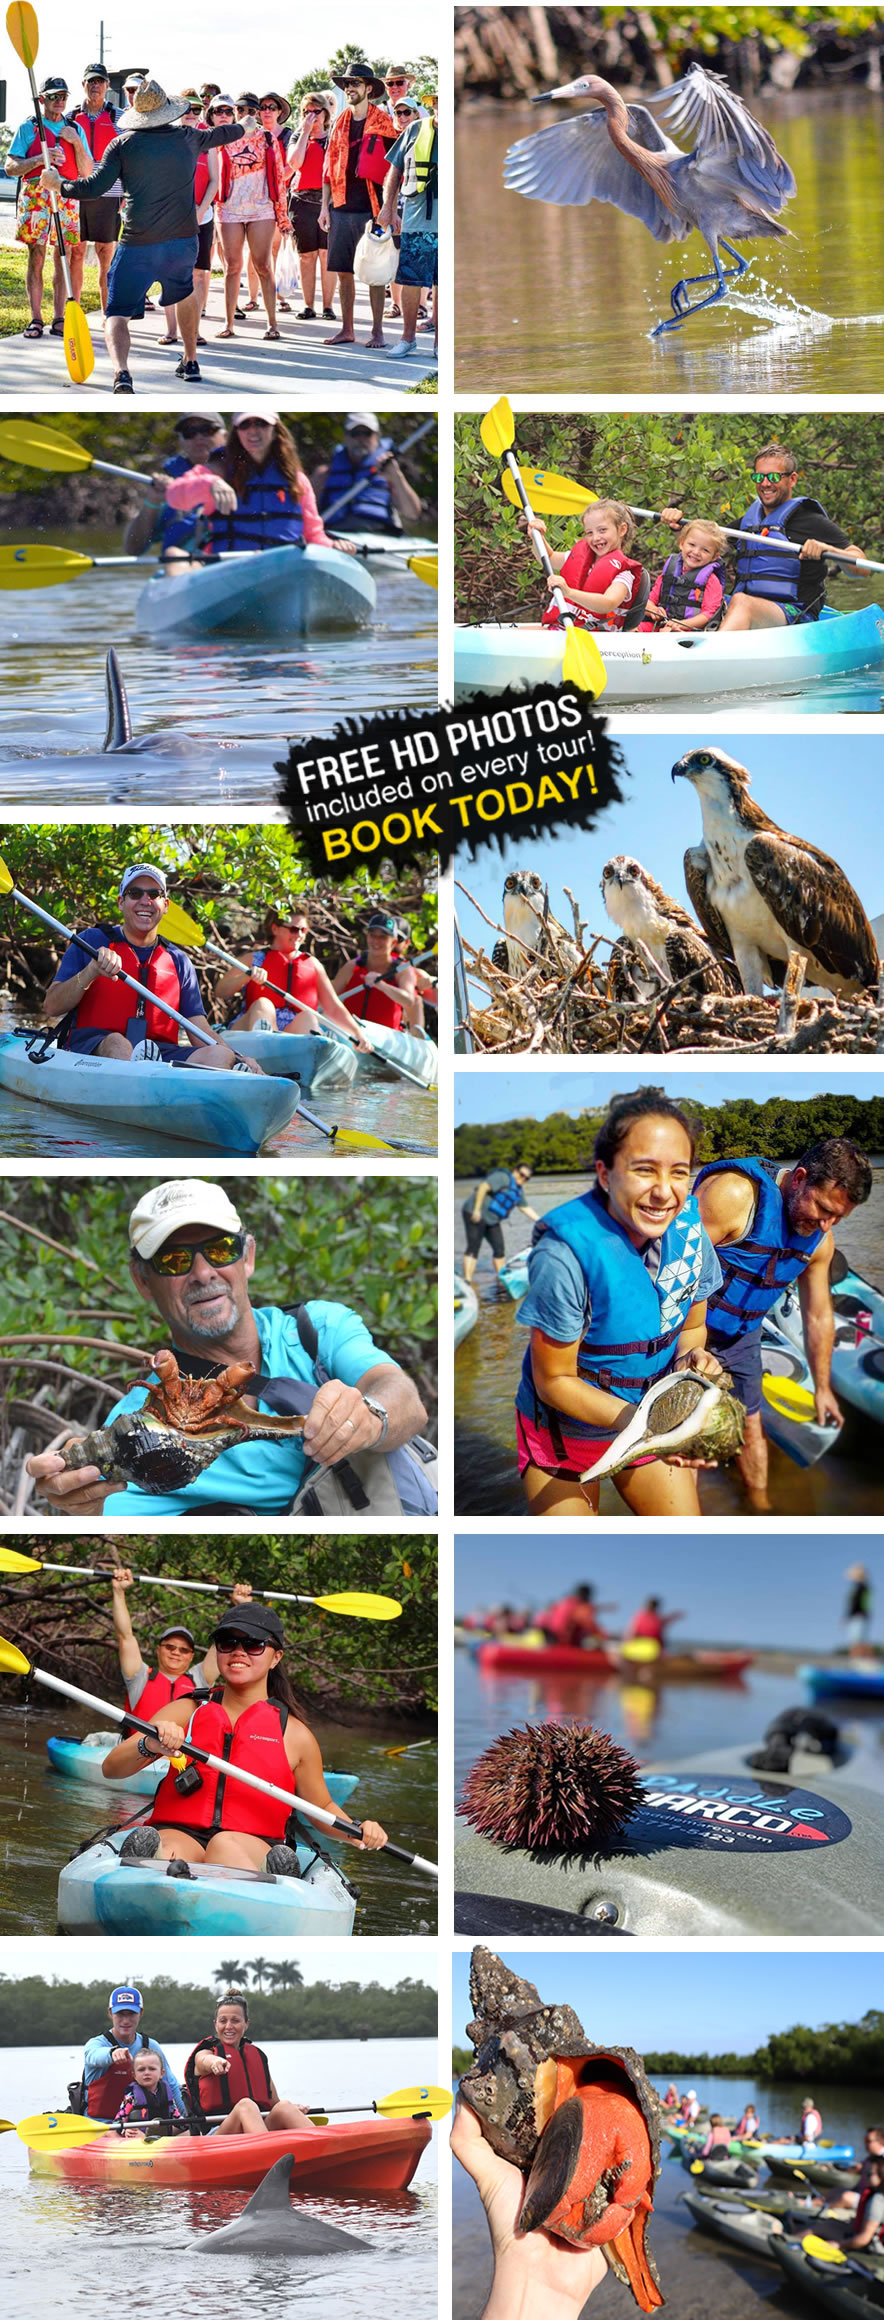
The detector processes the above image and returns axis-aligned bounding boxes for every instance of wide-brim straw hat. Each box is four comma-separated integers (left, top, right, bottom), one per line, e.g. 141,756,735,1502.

332,61,387,101
258,90,291,125
117,77,190,130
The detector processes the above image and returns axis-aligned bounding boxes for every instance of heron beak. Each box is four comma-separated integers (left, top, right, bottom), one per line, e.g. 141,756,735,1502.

532,79,585,102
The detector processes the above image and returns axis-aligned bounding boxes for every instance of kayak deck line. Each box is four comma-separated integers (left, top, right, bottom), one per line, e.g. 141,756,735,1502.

0,1034,300,1155
454,604,884,701
135,543,377,639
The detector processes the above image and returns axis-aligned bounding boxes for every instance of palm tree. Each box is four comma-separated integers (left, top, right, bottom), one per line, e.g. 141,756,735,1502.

246,1956,273,1992
214,1960,244,1988
268,1960,304,1991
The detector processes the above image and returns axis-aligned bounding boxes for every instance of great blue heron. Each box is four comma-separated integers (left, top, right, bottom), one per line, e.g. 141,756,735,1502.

504,63,796,335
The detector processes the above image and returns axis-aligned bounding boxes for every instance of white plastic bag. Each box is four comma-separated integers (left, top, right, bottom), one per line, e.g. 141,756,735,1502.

275,237,300,301
353,222,399,287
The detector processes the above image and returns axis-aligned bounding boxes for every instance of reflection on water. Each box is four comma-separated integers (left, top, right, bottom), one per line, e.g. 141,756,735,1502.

455,92,884,393
454,1171,884,1518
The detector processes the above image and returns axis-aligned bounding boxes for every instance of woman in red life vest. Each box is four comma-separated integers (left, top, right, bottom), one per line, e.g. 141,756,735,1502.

334,911,424,1033
216,903,372,1048
102,1601,388,1874
640,519,728,634
524,500,645,632
185,1991,312,2137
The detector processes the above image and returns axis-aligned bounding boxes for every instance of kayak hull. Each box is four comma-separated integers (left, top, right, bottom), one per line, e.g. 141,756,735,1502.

771,1266,884,1429
800,1665,884,1700
334,530,437,567
759,1315,841,1467
476,1642,753,1680
682,2188,784,2259
499,1248,530,1300
454,606,884,702
223,1029,359,1090
28,2116,431,2191
775,2238,884,2313
765,2157,861,2190
57,1825,357,1936
46,1734,359,1810
455,1273,479,1349
136,545,377,638
0,1034,299,1155
353,1025,438,1087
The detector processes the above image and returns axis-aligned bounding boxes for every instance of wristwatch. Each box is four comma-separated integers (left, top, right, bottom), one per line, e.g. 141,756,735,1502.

361,1393,389,1445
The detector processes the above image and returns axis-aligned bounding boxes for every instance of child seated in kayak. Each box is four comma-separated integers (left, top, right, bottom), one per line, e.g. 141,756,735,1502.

115,2048,189,2137
639,520,728,633
521,502,646,631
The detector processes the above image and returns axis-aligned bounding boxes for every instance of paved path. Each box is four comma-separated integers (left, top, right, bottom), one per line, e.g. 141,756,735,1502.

0,251,436,396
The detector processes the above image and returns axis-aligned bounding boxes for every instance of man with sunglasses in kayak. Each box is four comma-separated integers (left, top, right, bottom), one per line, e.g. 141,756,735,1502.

26,1178,430,1520
41,861,260,1074
661,440,866,630
109,1565,256,1714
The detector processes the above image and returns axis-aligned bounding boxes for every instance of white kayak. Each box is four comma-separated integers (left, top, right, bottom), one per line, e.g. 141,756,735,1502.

454,605,884,702
331,531,438,568
0,1033,300,1154
222,1029,359,1091
354,1025,438,1087
136,545,377,638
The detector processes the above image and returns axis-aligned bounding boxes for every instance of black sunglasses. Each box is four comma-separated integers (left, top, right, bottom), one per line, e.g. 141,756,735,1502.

146,1230,245,1278
215,1633,272,1656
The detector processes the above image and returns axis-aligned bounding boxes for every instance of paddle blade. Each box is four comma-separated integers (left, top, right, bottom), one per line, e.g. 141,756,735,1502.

0,421,94,473
0,856,13,894
762,1374,817,1420
0,1546,42,1573
6,1,38,67
17,2113,113,2150
63,299,95,386
619,1637,662,1664
409,554,437,589
480,396,515,458
502,466,597,517
0,1636,31,1674
802,2235,846,2264
562,622,607,696
0,545,93,590
311,1591,403,1621
690,2160,704,2174
376,2085,452,2120
161,899,206,948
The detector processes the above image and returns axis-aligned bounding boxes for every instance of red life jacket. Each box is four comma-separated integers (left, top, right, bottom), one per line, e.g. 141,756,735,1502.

73,932,182,1044
344,956,404,1030
541,542,644,632
71,105,118,163
542,1596,600,1643
295,137,325,192
20,118,82,179
149,1692,295,1841
854,2182,884,2245
194,149,211,207
134,1668,198,1720
185,2036,274,2118
629,1610,665,1642
86,2031,148,2118
243,949,320,1016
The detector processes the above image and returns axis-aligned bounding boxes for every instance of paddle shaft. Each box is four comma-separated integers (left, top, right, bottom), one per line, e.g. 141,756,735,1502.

321,418,435,527
6,886,217,1049
19,63,75,301
509,455,581,630
627,505,883,575
29,1663,437,1875
32,1563,393,1612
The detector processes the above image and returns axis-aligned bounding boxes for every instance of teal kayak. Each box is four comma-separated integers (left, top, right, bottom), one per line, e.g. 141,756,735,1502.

136,544,377,638
222,1029,359,1090
455,604,884,702
46,1732,359,1810
771,1259,884,1429
455,1274,478,1349
800,1665,884,1701
353,1025,438,1087
0,1033,299,1154
57,1823,358,1935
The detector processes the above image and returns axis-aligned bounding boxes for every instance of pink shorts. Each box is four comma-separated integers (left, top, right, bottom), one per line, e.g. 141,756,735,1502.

516,1406,618,1480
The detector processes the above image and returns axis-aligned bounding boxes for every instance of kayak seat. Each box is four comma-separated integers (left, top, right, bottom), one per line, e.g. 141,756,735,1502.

621,568,651,631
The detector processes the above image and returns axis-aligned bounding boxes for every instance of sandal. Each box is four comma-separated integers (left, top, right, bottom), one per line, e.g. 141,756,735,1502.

23,318,44,338
243,297,260,311
218,326,236,338
278,297,292,312
263,326,281,340
156,332,178,345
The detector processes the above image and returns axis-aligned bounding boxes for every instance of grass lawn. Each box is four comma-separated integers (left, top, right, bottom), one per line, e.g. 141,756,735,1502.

410,371,438,395
0,246,101,335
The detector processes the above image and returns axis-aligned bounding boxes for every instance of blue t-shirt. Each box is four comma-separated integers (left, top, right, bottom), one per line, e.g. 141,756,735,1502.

56,928,203,1017
9,115,91,167
515,1220,723,1440
101,1301,395,1516
84,2033,184,2110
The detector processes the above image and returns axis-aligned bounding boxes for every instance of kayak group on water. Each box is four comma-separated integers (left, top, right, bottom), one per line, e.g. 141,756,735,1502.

76,1981,318,2136
120,408,427,565
465,1584,684,1651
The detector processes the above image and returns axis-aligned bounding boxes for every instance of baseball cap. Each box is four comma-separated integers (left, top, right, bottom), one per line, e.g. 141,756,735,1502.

367,912,397,932
120,862,167,896
109,1985,142,2010
174,411,225,433
128,1180,243,1261
83,63,108,78
157,1625,195,1646
39,77,68,95
211,1602,285,1649
344,412,380,433
232,406,279,427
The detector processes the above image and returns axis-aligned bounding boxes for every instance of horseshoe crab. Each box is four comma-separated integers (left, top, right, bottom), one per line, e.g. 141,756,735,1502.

585,1368,744,1482
58,1349,304,1492
460,1947,663,2310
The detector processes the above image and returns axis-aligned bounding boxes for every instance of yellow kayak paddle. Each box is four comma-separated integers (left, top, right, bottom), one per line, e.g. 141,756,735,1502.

15,2084,453,2149
0,418,148,483
502,466,598,518
761,1374,819,1422
409,554,437,589
0,545,147,591
0,1548,401,1619
480,398,605,696
6,5,94,383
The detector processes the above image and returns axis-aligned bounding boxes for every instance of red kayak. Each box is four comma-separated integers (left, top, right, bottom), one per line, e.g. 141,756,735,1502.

477,1642,754,1680
29,2116,431,2191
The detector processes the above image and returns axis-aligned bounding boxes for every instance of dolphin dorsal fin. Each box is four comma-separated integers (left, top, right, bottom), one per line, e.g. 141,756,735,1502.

236,2154,295,2213
103,648,132,751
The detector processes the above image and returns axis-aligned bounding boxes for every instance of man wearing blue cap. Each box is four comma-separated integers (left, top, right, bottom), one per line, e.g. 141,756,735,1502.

82,1986,185,2119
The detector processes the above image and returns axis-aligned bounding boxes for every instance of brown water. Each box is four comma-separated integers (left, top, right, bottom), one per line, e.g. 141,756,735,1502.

454,1170,884,1518
455,91,884,393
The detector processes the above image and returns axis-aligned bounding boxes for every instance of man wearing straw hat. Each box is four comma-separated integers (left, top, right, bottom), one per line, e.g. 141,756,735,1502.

41,76,242,392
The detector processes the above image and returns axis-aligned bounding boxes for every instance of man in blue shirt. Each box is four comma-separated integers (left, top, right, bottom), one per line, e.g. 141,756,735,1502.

41,860,249,1071
82,1984,185,2119
27,1178,429,1519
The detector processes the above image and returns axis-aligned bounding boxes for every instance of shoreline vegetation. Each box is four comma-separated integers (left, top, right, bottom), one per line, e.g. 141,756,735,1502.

454,2007,884,2083
0,1974,437,2046
455,6,884,105
454,1093,884,1181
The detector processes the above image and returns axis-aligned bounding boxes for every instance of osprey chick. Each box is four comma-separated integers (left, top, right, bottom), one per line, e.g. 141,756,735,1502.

601,854,736,995
491,869,581,977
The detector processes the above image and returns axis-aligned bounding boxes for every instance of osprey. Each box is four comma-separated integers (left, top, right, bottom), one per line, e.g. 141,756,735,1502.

601,854,735,996
672,747,879,997
491,870,581,977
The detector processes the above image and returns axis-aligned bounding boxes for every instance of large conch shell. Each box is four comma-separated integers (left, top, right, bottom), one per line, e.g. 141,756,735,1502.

585,1369,744,1481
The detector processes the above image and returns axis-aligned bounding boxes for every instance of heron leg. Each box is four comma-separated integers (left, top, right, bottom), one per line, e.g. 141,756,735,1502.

652,243,752,335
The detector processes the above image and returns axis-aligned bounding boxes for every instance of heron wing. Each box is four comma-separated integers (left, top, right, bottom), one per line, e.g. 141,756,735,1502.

743,832,878,987
504,106,686,243
683,844,735,962
650,66,796,211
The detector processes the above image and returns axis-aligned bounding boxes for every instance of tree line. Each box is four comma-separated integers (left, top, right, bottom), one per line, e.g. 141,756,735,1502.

456,6,883,103
645,2009,884,2085
454,1092,884,1184
0,1974,437,2047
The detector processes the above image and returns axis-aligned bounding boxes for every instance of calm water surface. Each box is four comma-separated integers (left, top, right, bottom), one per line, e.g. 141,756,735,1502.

455,93,884,393
454,1170,884,1517
1,2036,436,2320
0,1704,437,1937
454,2074,879,2320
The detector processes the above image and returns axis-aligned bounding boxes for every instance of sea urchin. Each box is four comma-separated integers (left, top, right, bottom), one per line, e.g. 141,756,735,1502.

460,1720,643,1856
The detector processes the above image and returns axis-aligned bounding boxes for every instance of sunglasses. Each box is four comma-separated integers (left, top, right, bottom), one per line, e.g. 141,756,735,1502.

124,884,164,901
177,423,221,439
215,1634,272,1656
146,1230,245,1277
213,107,234,116
753,471,791,484
387,77,407,85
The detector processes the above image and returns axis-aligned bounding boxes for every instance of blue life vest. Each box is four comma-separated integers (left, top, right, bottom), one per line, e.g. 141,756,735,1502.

735,496,818,604
695,1156,824,1339
521,1186,706,1402
319,439,399,533
486,1171,526,1221
208,458,305,553
659,552,726,622
154,454,201,553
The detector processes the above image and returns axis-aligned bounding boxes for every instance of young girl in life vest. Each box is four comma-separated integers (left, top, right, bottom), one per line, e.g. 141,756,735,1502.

523,501,645,632
102,1601,388,1874
640,520,728,634
115,2047,189,2138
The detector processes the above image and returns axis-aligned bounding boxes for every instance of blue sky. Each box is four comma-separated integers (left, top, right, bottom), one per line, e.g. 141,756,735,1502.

455,1070,884,1127
452,1950,880,2054
453,737,884,975
454,1535,879,1651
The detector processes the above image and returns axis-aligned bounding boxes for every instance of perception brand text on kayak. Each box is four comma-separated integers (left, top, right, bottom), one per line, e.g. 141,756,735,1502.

279,682,627,875
637,1775,852,1853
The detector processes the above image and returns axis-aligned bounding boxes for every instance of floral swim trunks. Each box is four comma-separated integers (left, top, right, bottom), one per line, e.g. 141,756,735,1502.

16,180,81,250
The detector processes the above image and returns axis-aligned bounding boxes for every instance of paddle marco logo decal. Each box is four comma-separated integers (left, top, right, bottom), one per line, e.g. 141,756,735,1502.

637,1774,852,1852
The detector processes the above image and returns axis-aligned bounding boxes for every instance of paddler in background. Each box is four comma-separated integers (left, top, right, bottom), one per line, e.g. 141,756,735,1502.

625,1597,686,1650
81,1983,185,2119
110,1565,256,1713
334,910,425,1035
123,412,230,558
215,903,371,1048
314,410,423,536
395,921,438,1033
461,1161,538,1289
185,1989,313,2136
734,2102,761,2139
844,1562,874,1658
41,862,262,1074
538,1582,614,1649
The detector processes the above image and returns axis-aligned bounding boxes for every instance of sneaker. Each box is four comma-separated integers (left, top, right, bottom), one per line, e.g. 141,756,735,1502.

120,1826,160,1860
133,1039,164,1062
175,357,202,382
322,306,336,320
389,339,419,360
264,1843,302,1878
296,306,316,320
113,368,134,393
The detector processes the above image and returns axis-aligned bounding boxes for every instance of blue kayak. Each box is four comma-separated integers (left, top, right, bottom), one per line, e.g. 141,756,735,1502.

454,604,884,702
136,544,377,638
222,1030,359,1090
771,1262,884,1430
57,1824,358,1935
799,1665,884,1701
0,1033,299,1155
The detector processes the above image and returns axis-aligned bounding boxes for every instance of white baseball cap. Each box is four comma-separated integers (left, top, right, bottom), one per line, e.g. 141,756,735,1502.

344,412,380,433
129,1180,243,1261
120,862,167,896
232,406,279,427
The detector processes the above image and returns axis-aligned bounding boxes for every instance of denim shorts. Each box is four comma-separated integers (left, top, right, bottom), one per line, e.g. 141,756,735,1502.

106,235,198,317
707,1326,764,1415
